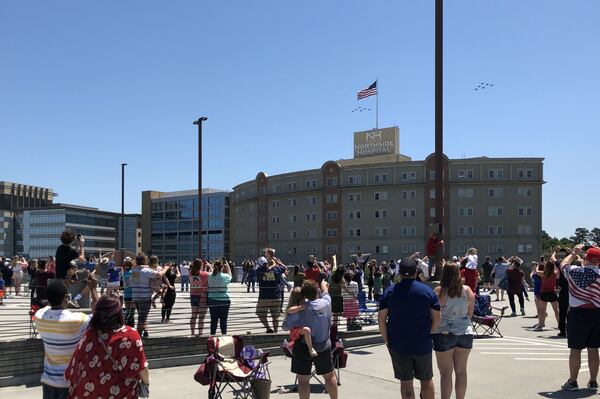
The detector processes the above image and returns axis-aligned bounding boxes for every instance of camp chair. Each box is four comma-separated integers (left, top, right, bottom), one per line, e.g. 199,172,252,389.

357,291,378,325
29,303,40,339
196,335,270,399
280,325,347,392
471,295,508,338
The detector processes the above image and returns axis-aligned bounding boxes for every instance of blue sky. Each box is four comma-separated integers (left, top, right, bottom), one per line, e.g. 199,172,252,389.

1,1,598,238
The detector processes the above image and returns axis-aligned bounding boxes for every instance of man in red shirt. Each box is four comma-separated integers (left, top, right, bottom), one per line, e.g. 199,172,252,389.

426,233,444,278
304,255,321,282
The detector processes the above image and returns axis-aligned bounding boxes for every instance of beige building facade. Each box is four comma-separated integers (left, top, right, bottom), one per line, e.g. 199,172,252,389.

230,150,544,266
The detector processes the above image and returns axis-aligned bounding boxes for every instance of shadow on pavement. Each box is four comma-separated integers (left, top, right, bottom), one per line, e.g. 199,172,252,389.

538,391,596,398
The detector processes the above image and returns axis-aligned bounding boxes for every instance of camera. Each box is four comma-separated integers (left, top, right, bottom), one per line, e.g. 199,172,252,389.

76,233,83,240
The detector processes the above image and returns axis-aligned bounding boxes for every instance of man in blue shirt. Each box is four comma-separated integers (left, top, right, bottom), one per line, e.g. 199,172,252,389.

284,279,337,399
255,254,287,333
378,258,441,399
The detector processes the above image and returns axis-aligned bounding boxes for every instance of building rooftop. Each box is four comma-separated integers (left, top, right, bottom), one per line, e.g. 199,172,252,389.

144,188,229,199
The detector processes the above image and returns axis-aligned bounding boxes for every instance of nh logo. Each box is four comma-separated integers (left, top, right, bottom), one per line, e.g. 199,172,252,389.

366,131,381,141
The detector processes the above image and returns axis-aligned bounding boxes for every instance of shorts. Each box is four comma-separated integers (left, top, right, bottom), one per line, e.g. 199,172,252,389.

540,292,558,302
291,341,333,376
133,300,151,326
256,298,281,318
107,281,120,288
387,347,433,381
123,295,132,302
190,295,207,308
432,333,474,352
331,296,343,314
567,308,600,350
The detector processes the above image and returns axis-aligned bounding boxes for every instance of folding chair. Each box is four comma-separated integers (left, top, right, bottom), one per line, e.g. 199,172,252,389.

197,335,270,399
280,325,347,392
357,291,378,325
471,295,508,338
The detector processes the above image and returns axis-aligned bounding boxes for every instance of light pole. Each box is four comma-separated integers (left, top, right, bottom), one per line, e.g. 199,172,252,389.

193,117,208,259
434,0,445,274
121,163,127,251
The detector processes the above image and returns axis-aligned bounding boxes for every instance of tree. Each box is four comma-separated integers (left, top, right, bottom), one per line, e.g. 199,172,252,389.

541,230,560,252
591,228,600,246
570,227,591,244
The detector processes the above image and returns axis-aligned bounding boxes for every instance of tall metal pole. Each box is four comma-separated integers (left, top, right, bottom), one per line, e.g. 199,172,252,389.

121,163,127,250
435,0,444,254
193,117,208,259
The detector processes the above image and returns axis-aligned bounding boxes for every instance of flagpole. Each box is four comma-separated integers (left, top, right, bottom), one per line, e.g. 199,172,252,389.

376,78,379,129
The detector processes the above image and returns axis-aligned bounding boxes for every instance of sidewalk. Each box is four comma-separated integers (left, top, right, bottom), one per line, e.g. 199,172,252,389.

0,294,588,398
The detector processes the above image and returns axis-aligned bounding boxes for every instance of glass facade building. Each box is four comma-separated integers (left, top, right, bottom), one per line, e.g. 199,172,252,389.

23,205,139,259
141,189,230,263
0,181,54,257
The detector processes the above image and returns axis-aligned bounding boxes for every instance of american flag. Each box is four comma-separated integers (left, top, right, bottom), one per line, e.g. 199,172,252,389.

565,266,600,307
357,80,377,100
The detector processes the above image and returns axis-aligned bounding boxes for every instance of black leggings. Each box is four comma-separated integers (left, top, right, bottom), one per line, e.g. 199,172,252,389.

207,298,231,335
558,293,569,334
162,289,176,321
508,292,525,313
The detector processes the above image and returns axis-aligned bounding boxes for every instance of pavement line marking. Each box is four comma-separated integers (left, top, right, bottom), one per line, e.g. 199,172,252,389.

502,336,568,349
514,358,569,361
475,347,569,350
480,352,570,355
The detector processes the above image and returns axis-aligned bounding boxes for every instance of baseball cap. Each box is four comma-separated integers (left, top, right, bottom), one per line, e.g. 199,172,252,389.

451,256,459,261
257,256,268,267
398,258,418,276
585,247,600,263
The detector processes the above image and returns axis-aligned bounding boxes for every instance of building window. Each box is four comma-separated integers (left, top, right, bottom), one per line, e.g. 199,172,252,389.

288,246,297,255
326,211,338,221
458,169,465,179
458,207,474,217
488,225,504,236
410,171,416,181
374,209,388,219
272,184,280,193
488,188,504,198
488,168,504,179
488,207,503,216
376,227,389,237
326,244,338,254
429,189,435,199
458,188,474,198
458,225,474,236
305,196,317,206
288,198,297,207
374,191,388,201
401,172,408,181
375,245,389,254
518,169,534,178
325,194,338,204
289,231,297,239
325,177,338,187
326,228,338,237
518,243,533,254
518,225,533,235
349,192,361,202
271,232,280,240
429,170,436,181
348,175,361,185
430,208,436,218
518,207,533,216
488,243,504,254
349,228,361,237
271,200,280,208
289,214,297,223
271,216,280,224
518,187,533,197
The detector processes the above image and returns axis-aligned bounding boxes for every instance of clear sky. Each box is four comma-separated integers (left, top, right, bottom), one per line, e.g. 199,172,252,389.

1,1,599,238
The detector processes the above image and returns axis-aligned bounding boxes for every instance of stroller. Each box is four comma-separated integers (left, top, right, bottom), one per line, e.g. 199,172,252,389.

194,335,271,399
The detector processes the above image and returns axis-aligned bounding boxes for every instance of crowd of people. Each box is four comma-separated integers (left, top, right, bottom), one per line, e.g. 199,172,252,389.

2,227,599,399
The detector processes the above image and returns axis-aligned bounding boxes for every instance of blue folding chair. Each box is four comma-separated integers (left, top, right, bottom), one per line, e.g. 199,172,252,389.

357,291,378,325
471,295,507,337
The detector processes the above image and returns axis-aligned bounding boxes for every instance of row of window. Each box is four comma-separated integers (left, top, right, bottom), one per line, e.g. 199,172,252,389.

151,196,225,212
458,168,535,180
457,243,534,254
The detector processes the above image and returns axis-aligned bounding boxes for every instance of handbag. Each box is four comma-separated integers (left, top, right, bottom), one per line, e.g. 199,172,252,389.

98,330,150,398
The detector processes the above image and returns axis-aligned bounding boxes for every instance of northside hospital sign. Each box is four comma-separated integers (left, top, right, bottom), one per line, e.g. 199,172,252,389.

353,127,400,158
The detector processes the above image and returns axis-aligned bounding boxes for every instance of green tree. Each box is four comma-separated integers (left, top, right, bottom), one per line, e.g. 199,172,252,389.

590,228,600,245
570,227,591,244
541,230,559,252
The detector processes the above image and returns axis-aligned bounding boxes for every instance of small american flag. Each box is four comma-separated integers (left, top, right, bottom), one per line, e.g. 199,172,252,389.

357,80,377,100
565,266,600,307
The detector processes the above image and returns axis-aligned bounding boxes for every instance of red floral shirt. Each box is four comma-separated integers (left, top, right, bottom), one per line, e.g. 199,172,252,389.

65,326,148,399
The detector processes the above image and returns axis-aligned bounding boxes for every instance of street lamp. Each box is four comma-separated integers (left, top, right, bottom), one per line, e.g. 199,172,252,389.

433,0,445,278
193,117,208,259
121,163,127,251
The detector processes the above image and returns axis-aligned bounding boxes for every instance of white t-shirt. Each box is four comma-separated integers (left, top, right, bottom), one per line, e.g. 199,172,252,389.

342,281,358,299
179,264,190,277
130,266,160,301
417,259,430,279
466,254,478,270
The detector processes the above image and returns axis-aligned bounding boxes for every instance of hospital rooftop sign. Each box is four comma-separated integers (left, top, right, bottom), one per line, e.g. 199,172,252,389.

353,127,400,158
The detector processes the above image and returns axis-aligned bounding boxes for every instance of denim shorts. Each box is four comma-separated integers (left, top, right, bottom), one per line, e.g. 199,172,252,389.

432,333,474,352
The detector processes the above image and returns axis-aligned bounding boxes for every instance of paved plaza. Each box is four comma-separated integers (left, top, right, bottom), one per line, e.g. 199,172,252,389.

1,286,596,398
